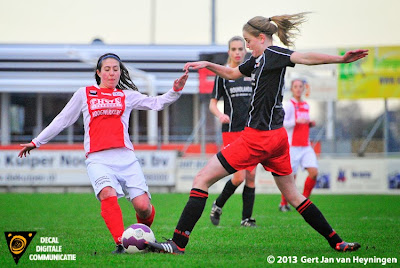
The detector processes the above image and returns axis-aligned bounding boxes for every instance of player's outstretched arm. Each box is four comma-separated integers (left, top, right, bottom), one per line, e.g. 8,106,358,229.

290,49,368,65
18,142,36,158
184,61,243,80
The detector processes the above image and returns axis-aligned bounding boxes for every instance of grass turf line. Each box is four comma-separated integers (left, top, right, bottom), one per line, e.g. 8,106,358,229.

0,193,399,267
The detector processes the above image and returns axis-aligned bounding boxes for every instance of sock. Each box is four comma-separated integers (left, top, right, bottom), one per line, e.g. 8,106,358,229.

215,179,238,208
242,186,255,220
173,188,208,249
280,194,288,206
303,176,317,198
101,196,125,245
296,199,342,249
136,205,155,227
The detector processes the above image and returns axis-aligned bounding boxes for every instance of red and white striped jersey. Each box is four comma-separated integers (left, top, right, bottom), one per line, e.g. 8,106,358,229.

32,85,181,155
283,98,310,146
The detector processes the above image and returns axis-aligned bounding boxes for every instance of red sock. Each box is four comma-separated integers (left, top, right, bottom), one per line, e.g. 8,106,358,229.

303,176,317,198
280,194,288,206
136,205,155,227
101,196,125,244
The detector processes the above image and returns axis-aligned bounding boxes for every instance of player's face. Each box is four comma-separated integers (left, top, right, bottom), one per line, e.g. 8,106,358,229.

228,40,246,65
291,80,304,99
243,31,263,57
97,58,121,89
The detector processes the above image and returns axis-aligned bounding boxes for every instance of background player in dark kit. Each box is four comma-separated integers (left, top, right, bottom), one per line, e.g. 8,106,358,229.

209,36,257,227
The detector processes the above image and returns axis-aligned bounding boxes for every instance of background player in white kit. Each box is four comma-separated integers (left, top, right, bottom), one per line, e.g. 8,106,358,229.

208,36,256,227
18,53,189,254
279,79,319,212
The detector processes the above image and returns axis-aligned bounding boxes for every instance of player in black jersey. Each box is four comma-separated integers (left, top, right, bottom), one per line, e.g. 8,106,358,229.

147,13,367,254
209,36,256,227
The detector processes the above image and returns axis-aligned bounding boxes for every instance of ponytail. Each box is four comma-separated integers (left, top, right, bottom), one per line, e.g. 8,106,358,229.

243,12,309,47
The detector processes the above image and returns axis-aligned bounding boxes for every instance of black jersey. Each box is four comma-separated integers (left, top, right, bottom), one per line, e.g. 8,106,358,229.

211,75,253,132
238,46,295,130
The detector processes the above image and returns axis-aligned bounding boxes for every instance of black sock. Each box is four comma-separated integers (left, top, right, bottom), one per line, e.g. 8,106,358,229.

173,188,208,249
242,186,255,220
297,199,342,249
215,179,238,208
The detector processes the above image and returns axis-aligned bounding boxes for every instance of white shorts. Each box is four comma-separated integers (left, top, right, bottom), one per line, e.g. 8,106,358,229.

290,146,318,174
85,147,150,201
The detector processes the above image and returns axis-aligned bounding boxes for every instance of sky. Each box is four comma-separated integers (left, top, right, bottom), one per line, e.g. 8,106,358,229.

1,0,400,49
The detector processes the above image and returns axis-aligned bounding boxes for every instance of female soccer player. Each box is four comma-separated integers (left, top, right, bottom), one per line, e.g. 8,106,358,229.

209,36,257,227
279,79,319,212
147,13,367,254
18,53,188,254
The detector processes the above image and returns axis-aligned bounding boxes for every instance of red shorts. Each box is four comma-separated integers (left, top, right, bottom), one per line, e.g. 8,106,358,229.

222,131,242,147
217,127,292,176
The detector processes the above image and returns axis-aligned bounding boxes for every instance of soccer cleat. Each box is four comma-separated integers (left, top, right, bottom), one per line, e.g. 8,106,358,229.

146,239,185,255
279,204,291,212
210,201,223,226
112,244,125,254
241,218,257,227
335,241,361,252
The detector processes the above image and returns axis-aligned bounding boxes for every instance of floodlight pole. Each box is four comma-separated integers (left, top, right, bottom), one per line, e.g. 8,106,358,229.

211,0,216,45
383,98,389,155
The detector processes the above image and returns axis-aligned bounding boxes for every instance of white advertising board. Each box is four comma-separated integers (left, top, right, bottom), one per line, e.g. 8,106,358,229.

0,150,177,187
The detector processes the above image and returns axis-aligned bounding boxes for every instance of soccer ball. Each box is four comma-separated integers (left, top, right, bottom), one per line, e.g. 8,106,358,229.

121,223,156,253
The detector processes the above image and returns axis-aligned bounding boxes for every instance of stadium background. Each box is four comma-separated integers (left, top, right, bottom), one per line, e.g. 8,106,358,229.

1,0,399,194
0,1,399,266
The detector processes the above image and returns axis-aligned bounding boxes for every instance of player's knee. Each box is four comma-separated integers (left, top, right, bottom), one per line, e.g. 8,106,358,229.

134,202,151,217
98,186,117,200
232,172,245,186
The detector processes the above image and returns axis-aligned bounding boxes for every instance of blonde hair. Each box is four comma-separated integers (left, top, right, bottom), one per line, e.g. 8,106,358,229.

243,12,309,47
227,36,246,66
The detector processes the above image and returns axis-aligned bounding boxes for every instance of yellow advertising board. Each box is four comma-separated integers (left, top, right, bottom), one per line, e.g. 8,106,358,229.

338,46,400,99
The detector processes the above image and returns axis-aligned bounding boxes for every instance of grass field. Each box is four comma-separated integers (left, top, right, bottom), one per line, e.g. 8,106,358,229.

0,193,399,267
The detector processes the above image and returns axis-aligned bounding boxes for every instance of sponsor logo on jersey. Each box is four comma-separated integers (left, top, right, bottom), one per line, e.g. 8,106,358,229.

90,97,123,110
112,91,124,97
101,92,112,96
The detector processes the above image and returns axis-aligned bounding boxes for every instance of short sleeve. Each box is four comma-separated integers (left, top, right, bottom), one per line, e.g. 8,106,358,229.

211,76,224,100
238,57,255,77
265,46,295,70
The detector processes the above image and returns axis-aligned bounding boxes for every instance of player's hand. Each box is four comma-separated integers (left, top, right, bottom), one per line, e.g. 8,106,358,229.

183,61,209,72
218,114,230,124
341,49,368,63
173,70,189,92
18,142,36,158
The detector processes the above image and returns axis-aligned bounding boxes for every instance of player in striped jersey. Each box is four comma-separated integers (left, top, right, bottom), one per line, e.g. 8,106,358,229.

279,79,319,212
209,36,256,227
18,53,188,254
147,13,367,254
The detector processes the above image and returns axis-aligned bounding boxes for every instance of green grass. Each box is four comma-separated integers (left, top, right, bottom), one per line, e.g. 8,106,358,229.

0,193,399,267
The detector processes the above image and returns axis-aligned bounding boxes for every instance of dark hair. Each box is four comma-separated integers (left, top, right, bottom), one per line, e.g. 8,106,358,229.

243,12,309,47
95,53,138,91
